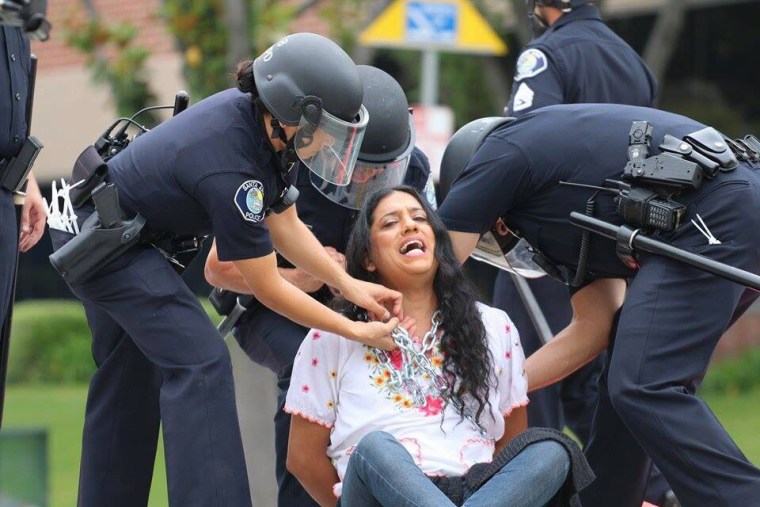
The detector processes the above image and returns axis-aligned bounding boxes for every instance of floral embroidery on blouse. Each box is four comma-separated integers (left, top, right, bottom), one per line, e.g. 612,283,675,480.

363,341,447,417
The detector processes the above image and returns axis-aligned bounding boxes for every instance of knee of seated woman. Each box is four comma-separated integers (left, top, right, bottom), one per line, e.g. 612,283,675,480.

356,430,397,452
527,440,570,479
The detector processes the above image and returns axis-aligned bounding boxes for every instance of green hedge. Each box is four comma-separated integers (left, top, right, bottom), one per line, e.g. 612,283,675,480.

701,348,760,395
8,300,93,384
7,299,223,385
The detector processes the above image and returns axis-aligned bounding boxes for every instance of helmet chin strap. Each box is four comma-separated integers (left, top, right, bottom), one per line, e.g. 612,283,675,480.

269,117,299,175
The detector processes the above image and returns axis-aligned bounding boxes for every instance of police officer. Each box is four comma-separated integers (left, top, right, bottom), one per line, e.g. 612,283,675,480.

49,34,404,507
205,65,434,507
499,0,658,439
1,23,47,393
500,3,673,503
507,0,656,114
437,106,760,507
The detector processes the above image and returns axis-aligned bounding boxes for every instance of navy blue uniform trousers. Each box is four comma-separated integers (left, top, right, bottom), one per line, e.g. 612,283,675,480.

51,224,251,507
582,177,760,507
0,191,16,346
234,306,318,507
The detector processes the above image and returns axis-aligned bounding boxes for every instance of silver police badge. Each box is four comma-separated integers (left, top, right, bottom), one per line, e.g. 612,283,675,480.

515,48,548,81
235,180,265,223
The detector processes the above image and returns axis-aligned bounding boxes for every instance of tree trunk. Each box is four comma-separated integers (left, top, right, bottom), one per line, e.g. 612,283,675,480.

224,0,250,70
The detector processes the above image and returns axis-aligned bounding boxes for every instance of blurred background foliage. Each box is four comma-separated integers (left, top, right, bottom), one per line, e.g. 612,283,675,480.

54,0,760,134
62,1,158,123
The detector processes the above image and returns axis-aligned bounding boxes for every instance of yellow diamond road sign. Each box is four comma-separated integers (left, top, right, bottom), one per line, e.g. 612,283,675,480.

359,0,507,55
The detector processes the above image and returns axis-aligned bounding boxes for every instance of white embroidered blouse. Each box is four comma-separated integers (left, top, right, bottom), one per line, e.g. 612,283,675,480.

285,302,529,483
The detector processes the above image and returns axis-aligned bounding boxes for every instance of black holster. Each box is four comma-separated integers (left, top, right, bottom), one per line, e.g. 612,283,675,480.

49,183,146,285
0,136,43,192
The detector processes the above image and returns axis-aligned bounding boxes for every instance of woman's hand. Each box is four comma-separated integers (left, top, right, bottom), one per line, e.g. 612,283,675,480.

339,278,404,322
346,318,400,351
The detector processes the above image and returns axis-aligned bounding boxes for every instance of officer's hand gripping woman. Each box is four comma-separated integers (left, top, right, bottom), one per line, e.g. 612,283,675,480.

47,33,406,507
1,1,50,426
437,105,760,507
498,2,674,504
204,64,435,507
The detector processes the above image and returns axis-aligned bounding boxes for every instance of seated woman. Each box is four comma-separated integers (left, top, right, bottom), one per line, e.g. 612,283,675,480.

285,186,593,507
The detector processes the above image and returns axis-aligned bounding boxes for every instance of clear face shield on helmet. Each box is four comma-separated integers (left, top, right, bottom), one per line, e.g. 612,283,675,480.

294,102,369,186
309,116,415,210
470,219,546,278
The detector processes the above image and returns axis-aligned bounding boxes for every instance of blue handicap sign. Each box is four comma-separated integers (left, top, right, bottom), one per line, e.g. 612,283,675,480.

406,2,458,44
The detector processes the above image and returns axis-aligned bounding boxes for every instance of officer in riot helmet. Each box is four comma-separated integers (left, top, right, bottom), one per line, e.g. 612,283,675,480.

437,104,760,507
205,64,435,506
48,33,404,507
498,1,671,502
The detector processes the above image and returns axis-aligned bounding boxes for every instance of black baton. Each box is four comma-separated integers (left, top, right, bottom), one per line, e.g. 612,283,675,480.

569,212,760,292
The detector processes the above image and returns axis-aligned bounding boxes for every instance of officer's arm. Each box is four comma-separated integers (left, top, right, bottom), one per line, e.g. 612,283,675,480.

507,48,564,117
205,240,326,294
204,241,255,294
287,416,340,507
525,278,626,391
448,230,481,264
266,204,403,319
232,253,397,349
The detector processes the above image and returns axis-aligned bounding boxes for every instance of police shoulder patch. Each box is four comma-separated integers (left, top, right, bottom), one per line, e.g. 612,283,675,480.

515,48,548,82
234,180,266,223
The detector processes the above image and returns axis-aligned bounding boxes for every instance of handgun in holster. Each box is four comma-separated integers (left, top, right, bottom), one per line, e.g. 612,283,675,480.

49,182,146,285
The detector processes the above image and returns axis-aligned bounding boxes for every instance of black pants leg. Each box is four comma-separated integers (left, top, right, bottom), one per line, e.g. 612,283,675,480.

52,231,251,507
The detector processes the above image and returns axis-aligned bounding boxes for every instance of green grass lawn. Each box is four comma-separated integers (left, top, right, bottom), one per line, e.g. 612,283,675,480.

1,385,760,506
1,385,167,507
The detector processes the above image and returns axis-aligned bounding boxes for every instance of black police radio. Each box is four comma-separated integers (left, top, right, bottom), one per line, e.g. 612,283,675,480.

609,120,695,232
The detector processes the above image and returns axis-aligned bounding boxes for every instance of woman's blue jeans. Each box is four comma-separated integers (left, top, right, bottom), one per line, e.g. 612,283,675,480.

339,431,570,507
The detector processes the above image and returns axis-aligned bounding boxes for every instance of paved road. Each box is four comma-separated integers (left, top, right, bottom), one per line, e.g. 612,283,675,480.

229,338,279,506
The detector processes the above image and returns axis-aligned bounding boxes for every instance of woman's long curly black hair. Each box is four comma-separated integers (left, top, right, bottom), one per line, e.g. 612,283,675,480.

336,185,495,425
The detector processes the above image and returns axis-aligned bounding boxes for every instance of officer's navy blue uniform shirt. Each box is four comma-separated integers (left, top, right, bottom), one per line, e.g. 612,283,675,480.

507,5,657,116
437,103,753,287
1,27,30,159
107,89,291,262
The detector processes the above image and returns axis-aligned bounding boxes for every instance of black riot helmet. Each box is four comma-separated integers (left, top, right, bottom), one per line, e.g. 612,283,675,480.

439,117,545,278
311,65,416,210
253,33,369,186
439,117,512,201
